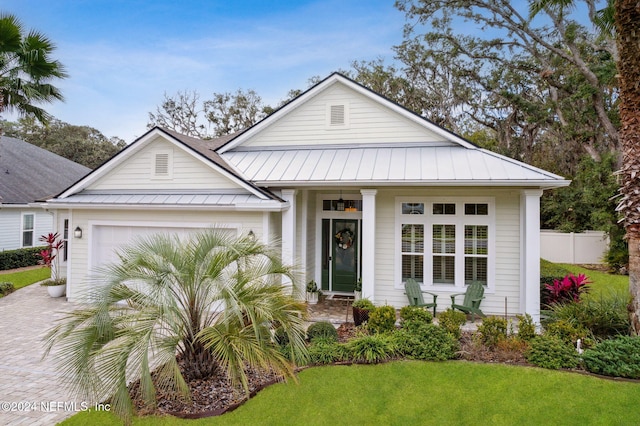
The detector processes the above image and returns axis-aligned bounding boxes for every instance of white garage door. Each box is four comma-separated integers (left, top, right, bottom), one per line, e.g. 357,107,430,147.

91,225,234,270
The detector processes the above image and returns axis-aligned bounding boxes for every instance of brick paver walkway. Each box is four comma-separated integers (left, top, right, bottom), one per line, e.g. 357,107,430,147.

0,284,83,425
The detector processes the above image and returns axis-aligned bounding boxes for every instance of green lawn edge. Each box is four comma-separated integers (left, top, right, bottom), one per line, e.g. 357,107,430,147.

0,267,50,294
60,361,640,426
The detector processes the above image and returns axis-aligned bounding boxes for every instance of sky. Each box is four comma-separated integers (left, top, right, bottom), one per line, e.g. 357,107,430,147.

3,0,406,143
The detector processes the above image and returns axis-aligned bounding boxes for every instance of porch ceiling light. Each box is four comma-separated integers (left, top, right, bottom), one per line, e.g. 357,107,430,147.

74,226,82,239
337,191,345,211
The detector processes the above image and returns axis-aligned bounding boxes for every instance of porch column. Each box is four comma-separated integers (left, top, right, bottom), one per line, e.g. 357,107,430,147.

521,189,543,324
361,189,377,301
281,189,297,294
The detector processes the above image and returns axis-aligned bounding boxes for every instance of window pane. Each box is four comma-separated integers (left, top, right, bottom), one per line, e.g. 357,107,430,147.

23,214,34,229
402,203,424,215
23,231,33,247
402,255,424,281
465,257,487,285
402,224,424,253
433,256,455,284
465,203,488,215
433,203,456,215
433,225,455,254
465,225,488,255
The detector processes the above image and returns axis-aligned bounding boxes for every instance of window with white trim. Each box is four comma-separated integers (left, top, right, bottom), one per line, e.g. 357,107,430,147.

397,198,494,290
22,213,34,247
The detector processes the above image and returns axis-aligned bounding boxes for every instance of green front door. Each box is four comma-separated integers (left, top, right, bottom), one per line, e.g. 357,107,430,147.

332,219,358,292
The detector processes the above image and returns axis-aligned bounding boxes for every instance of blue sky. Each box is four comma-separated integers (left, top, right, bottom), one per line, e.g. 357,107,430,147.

3,0,405,142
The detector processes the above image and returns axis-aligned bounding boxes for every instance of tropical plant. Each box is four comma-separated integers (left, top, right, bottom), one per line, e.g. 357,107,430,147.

37,232,65,285
42,230,307,421
346,333,397,364
0,13,67,126
543,273,591,305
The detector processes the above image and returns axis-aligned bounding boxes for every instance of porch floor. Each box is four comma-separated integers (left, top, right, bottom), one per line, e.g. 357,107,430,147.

306,296,482,331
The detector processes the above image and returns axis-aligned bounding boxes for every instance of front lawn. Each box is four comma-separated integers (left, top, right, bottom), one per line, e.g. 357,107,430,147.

61,361,640,425
0,267,50,294
557,263,629,298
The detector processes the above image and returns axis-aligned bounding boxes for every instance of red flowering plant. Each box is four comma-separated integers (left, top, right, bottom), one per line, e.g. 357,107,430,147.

544,273,591,305
37,232,66,286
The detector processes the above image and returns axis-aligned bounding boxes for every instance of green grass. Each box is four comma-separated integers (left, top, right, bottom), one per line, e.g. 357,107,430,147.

60,361,640,426
0,267,50,293
556,263,629,299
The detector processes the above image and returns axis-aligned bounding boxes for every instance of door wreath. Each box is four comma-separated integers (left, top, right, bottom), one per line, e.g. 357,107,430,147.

335,228,354,250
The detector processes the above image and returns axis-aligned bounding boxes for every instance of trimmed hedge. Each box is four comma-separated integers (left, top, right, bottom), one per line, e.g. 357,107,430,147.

0,246,44,271
583,336,640,379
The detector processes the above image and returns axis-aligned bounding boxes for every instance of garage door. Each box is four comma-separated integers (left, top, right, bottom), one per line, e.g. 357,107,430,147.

91,225,234,270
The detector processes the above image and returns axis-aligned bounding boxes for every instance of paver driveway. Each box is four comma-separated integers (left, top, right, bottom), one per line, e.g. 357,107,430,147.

0,284,84,425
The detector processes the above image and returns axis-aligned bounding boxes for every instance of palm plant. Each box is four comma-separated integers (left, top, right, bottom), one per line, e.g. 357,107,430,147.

0,13,67,125
43,229,308,421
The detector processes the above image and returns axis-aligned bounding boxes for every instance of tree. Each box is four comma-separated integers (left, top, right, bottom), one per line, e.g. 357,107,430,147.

148,89,271,138
613,0,640,334
4,117,125,168
0,13,66,128
394,0,619,168
43,230,307,421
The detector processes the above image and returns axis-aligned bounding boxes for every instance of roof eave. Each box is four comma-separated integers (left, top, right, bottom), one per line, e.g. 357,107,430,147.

254,179,572,188
41,200,287,212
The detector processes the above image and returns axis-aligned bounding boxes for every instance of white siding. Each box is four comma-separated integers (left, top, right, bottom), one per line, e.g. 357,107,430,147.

88,137,246,191
0,209,53,251
67,209,265,300
241,85,445,148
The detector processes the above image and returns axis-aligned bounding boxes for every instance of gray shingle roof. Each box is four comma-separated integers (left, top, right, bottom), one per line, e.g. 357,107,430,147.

0,136,91,204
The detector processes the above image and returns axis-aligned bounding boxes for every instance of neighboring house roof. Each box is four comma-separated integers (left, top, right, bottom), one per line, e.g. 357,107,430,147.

0,136,91,204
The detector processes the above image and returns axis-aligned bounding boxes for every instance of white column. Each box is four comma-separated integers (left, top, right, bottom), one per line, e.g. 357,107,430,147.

521,189,543,324
361,189,377,301
281,189,297,292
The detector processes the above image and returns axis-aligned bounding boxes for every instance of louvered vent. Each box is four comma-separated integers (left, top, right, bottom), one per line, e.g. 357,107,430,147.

155,153,169,175
330,104,345,125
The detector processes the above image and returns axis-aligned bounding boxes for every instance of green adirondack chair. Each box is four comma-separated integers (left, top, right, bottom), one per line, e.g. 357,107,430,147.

450,281,486,321
404,279,438,317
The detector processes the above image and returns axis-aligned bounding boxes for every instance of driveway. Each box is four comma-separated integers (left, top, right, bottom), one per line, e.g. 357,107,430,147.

0,284,84,425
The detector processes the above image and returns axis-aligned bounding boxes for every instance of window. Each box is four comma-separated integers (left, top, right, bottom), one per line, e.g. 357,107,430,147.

63,219,69,262
397,198,493,290
22,213,34,247
401,224,424,281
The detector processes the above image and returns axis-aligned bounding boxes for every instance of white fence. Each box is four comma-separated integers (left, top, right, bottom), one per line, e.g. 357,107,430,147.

540,230,609,264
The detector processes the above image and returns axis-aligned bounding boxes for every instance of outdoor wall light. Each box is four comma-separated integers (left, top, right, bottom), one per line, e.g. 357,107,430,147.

74,226,83,239
248,230,256,241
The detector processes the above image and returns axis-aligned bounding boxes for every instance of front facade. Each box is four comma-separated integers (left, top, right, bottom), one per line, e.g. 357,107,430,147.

45,74,568,322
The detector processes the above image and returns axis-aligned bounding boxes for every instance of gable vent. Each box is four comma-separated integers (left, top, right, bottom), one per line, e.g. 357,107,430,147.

155,153,169,176
330,104,345,126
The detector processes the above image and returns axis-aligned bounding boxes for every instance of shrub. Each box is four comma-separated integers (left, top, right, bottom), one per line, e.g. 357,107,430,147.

306,321,338,342
394,323,459,361
352,298,375,310
346,333,397,364
543,319,591,345
543,292,629,339
0,282,15,296
525,335,580,370
0,247,44,271
475,316,508,347
307,338,347,365
367,305,397,334
399,305,433,325
582,336,640,379
438,309,467,339
516,314,537,342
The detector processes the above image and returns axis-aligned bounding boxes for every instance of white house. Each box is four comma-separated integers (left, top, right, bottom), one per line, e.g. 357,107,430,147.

44,73,569,322
0,136,90,252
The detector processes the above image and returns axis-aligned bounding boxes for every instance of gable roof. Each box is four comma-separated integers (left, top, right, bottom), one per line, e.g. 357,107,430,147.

54,127,283,204
0,136,90,204
217,72,478,154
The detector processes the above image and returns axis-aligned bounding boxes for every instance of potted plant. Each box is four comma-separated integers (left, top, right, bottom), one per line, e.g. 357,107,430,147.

306,280,319,305
352,297,374,326
354,277,362,301
37,232,66,298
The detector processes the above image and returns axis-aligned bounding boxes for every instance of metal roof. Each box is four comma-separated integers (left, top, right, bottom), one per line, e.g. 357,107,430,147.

223,145,568,187
46,191,284,210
